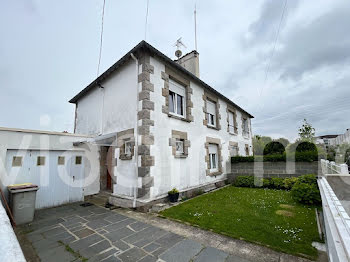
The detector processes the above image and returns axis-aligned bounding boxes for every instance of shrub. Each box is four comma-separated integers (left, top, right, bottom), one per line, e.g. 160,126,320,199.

234,176,255,188
263,142,285,155
168,188,179,194
291,182,321,205
296,142,317,152
262,178,271,188
270,177,284,189
298,174,317,185
263,153,286,162
293,151,319,162
283,177,298,190
231,156,255,163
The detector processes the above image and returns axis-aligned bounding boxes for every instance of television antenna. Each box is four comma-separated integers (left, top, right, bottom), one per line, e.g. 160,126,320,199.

174,37,187,58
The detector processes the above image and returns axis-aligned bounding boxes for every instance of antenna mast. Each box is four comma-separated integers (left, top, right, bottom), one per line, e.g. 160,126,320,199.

194,4,197,51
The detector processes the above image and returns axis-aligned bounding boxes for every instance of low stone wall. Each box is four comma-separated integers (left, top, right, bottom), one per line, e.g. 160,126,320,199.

229,161,321,182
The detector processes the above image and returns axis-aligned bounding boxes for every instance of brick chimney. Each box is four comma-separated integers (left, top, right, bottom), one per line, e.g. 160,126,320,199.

175,51,200,78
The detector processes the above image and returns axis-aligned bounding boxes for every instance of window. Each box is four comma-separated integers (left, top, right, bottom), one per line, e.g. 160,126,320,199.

175,139,184,155
228,111,235,133
125,141,132,157
12,156,22,167
37,156,45,166
75,156,82,165
243,118,249,137
57,156,65,165
208,144,218,172
206,100,216,127
245,144,249,156
169,79,186,117
230,145,239,156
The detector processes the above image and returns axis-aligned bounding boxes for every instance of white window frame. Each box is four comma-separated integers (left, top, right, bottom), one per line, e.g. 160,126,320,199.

208,144,219,172
228,111,235,134
206,100,216,127
175,139,184,155
169,80,186,118
125,141,132,157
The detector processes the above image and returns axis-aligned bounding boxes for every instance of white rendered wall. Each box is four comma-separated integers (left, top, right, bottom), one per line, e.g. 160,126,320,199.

75,60,138,197
150,57,253,198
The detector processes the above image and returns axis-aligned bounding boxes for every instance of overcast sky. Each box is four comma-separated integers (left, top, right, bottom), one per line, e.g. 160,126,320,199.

1,0,349,141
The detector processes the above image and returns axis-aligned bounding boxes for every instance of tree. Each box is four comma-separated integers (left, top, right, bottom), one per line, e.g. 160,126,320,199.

253,135,272,155
275,137,290,147
298,119,315,142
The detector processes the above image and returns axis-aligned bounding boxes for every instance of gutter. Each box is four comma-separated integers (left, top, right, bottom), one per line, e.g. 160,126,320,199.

130,53,139,208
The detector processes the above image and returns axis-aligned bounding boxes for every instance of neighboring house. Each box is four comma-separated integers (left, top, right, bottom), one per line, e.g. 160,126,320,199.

316,135,339,149
69,41,254,207
328,129,350,147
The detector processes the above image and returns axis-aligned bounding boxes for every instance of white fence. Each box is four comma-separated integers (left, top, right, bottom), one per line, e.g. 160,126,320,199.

318,177,350,262
321,159,349,175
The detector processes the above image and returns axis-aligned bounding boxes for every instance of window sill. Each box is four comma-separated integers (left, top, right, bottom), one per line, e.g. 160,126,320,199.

175,154,188,158
207,170,223,177
120,154,133,160
207,125,220,131
229,132,237,136
168,114,191,122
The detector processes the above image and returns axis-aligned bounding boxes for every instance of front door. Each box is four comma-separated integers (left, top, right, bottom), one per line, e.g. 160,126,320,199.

106,169,112,190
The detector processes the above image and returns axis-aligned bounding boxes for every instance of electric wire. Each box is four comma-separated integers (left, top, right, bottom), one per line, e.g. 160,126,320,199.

97,0,106,77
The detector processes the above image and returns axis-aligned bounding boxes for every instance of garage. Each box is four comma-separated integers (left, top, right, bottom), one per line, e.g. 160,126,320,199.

5,149,85,209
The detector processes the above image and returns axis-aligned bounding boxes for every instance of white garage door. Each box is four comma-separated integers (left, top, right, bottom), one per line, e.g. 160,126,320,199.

5,150,85,209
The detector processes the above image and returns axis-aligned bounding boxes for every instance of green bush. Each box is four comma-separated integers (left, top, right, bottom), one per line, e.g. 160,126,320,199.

231,151,320,163
262,178,271,188
234,176,255,188
296,142,317,152
270,177,284,189
291,182,321,205
263,142,285,155
231,156,255,163
298,174,317,185
283,177,298,190
263,153,286,162
293,151,319,162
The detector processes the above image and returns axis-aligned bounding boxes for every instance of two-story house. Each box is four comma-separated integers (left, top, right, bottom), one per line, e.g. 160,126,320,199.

69,41,254,208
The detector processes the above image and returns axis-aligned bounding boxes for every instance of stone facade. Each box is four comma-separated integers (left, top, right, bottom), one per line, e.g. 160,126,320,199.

161,66,194,122
204,137,223,176
116,128,135,160
169,130,190,158
137,54,155,198
202,92,221,130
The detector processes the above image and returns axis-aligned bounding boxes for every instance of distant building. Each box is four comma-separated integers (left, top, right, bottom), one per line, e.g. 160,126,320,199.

316,134,340,148
327,129,350,146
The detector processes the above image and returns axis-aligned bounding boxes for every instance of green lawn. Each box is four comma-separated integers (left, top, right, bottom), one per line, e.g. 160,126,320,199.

160,186,320,259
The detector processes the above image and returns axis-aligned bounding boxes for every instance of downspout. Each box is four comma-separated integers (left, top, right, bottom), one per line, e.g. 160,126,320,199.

130,53,139,208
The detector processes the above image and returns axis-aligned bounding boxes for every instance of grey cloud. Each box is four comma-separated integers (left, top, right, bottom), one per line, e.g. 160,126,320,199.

273,4,350,79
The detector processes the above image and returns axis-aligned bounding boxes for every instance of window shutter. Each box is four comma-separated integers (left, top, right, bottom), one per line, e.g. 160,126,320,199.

206,100,216,115
208,144,218,154
228,112,234,132
169,79,186,96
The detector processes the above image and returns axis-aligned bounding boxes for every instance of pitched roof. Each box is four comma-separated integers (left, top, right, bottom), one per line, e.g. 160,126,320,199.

69,40,254,118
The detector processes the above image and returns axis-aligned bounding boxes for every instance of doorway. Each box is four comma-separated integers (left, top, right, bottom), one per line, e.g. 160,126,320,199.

100,146,115,192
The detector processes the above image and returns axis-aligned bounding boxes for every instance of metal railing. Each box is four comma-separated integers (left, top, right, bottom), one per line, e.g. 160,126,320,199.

321,159,349,175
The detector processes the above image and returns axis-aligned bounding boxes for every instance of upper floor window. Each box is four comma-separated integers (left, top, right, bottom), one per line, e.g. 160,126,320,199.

243,118,249,137
206,100,216,127
169,79,186,118
228,111,235,134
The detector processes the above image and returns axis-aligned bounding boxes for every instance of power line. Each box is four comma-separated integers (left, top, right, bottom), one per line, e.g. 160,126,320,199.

97,0,106,77
144,0,150,40
258,0,288,103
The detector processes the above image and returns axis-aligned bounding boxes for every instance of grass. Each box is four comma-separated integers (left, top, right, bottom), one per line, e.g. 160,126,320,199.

160,186,321,259
58,241,88,262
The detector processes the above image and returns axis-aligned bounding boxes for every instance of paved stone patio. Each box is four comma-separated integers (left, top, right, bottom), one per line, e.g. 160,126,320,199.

21,202,251,262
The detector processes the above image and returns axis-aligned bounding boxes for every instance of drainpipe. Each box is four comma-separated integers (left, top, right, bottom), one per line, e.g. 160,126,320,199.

130,53,139,208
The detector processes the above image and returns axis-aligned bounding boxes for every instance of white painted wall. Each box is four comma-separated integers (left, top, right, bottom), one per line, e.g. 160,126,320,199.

0,128,100,208
149,57,253,198
74,59,138,198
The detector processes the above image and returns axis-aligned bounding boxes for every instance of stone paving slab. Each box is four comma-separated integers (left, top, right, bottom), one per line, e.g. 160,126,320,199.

21,203,253,262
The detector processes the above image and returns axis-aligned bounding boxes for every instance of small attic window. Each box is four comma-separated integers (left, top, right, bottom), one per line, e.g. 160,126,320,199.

37,156,45,166
75,156,82,165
